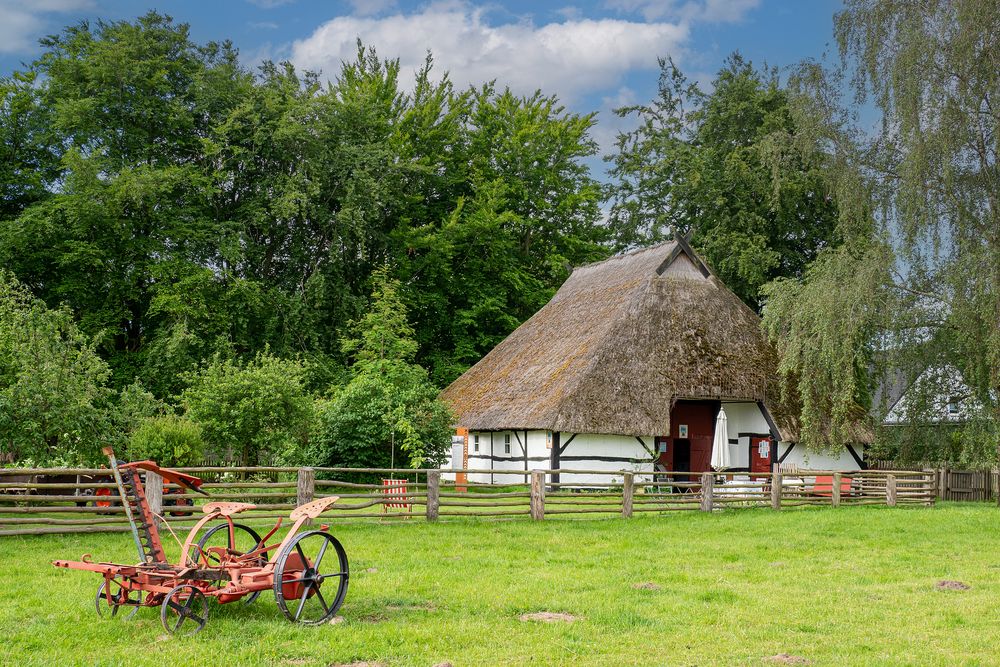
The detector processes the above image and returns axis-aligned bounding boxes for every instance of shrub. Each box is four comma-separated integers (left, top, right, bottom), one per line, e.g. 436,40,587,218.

128,415,205,467
180,351,315,466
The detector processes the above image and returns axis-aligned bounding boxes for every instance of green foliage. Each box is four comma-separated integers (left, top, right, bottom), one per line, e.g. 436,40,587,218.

764,0,1000,461
0,17,607,400
607,54,840,309
312,368,453,470
762,240,893,450
342,268,419,367
312,271,453,469
128,414,205,467
0,272,113,464
180,352,315,465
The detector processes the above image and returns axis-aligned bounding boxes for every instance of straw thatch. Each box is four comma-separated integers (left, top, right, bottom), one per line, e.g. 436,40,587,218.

440,238,795,439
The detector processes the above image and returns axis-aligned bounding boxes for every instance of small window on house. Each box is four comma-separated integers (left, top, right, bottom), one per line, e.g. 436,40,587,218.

947,398,960,416
473,434,480,452
504,433,511,454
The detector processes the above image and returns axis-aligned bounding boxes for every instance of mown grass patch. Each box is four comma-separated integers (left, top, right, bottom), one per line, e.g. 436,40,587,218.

2,503,999,666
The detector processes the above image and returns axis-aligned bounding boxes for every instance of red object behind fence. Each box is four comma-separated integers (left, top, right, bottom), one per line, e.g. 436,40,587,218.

813,475,854,497
381,478,411,513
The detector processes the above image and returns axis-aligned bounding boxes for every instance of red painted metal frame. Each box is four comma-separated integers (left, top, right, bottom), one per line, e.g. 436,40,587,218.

53,449,341,613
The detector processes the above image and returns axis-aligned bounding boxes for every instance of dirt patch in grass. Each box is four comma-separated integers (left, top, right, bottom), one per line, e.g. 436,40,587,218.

632,582,661,590
386,602,436,612
519,612,581,623
764,654,811,664
936,580,971,590
328,662,387,667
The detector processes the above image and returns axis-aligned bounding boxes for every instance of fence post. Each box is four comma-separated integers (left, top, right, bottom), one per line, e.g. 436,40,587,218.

832,472,842,508
530,470,545,520
426,470,440,522
770,473,782,510
700,472,714,512
621,472,634,518
297,467,315,507
886,474,897,507
938,467,948,500
145,470,163,527
924,469,937,506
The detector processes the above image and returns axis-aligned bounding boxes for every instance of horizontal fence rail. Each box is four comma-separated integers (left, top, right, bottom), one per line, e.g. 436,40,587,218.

0,466,938,536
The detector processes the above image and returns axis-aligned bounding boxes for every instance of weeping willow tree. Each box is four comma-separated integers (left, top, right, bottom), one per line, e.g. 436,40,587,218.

763,0,999,462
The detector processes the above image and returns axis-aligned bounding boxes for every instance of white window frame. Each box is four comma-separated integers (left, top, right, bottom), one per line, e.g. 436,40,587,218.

473,434,480,453
504,432,511,454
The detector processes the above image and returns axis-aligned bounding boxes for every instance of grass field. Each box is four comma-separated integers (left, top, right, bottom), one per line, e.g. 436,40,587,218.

2,503,999,666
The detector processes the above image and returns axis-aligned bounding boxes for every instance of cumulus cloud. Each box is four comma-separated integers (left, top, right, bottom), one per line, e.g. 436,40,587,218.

0,0,91,54
290,3,688,101
604,0,760,23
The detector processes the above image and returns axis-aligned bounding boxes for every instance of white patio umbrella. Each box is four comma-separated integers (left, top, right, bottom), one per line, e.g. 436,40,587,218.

710,407,731,471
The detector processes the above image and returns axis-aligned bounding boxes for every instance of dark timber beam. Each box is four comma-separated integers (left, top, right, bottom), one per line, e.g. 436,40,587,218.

550,431,561,486
558,433,577,456
845,443,866,469
756,401,782,442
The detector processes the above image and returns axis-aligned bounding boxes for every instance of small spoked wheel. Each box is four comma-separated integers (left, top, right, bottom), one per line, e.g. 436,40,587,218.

273,531,349,624
196,522,265,604
160,584,208,635
95,578,140,620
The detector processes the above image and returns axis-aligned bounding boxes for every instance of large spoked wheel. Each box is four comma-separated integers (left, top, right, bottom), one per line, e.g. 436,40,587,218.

273,531,349,624
160,584,208,636
95,578,140,620
196,522,265,604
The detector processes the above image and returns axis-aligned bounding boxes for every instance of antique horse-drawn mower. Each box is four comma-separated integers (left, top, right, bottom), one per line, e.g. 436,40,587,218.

53,448,349,635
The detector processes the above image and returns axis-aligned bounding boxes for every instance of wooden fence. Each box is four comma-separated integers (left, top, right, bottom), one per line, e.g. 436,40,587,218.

869,463,1000,502
0,467,936,537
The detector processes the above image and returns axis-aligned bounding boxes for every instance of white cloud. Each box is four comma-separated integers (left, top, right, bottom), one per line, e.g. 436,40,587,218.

290,3,688,101
604,0,759,23
0,0,91,54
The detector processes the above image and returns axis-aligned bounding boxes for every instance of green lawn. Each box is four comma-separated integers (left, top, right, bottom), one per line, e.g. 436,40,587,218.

2,503,999,666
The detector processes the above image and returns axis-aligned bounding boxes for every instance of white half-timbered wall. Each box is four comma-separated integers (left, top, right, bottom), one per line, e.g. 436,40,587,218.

442,402,864,485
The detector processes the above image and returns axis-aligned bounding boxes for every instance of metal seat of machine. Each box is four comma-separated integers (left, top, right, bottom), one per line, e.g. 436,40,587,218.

289,496,339,521
202,501,256,516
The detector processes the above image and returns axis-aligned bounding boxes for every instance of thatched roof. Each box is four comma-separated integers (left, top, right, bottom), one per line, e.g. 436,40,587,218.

440,237,795,439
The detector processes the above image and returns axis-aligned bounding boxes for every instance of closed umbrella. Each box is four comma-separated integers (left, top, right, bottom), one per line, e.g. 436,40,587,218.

710,407,731,471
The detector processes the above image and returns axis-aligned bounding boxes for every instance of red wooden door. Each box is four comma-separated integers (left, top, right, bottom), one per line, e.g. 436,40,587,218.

750,436,772,476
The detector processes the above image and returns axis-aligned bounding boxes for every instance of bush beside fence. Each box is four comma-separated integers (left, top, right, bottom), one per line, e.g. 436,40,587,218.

0,467,938,537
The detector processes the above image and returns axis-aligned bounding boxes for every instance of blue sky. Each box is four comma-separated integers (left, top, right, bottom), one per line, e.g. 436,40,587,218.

0,0,843,163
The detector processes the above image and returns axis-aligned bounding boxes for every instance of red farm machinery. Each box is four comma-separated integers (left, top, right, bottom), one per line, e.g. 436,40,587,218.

53,448,349,635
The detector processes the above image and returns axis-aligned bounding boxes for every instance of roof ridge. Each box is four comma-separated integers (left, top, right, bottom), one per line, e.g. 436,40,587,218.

572,241,676,273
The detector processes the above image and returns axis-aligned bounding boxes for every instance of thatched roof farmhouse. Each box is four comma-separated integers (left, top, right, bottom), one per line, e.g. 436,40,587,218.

441,236,865,483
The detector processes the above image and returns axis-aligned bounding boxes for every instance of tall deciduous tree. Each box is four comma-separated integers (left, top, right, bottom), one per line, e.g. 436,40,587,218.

311,269,452,469
763,0,999,459
0,272,113,464
0,17,609,396
607,54,840,309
